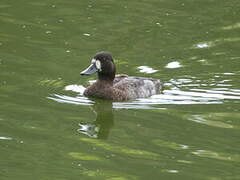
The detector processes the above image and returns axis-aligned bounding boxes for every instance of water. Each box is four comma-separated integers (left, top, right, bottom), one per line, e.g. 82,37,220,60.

1,0,240,179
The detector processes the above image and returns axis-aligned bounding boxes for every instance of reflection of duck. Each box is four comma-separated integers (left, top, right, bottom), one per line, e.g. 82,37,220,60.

80,52,163,101
78,100,114,139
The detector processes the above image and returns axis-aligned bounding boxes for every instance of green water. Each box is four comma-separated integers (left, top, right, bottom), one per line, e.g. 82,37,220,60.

1,0,240,179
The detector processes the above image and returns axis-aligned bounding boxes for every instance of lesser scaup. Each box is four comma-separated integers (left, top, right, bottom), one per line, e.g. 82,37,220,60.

80,52,163,101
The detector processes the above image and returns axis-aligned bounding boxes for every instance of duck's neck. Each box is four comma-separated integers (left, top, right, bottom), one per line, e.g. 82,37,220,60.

97,77,114,87
97,73,115,86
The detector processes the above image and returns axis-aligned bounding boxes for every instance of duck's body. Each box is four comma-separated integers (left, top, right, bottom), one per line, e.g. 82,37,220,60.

81,52,163,101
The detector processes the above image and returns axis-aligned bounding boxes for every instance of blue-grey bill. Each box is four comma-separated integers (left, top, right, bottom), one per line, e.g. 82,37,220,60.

80,64,98,75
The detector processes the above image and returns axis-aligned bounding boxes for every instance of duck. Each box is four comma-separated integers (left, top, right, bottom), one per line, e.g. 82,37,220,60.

80,52,163,101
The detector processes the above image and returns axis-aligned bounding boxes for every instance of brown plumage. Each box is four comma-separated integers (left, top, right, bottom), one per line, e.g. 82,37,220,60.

81,52,163,101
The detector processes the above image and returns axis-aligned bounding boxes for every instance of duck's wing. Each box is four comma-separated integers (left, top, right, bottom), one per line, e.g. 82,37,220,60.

113,74,128,84
114,76,163,99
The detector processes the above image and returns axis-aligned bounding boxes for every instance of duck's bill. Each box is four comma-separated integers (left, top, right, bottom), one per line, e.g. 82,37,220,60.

80,64,98,75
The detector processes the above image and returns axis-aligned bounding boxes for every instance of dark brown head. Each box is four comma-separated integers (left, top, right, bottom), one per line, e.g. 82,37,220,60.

80,52,116,81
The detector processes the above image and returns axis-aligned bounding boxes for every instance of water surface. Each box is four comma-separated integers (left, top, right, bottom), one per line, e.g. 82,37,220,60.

1,0,240,179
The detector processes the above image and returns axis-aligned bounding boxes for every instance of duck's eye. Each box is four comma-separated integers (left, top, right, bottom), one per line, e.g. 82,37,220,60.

95,60,101,71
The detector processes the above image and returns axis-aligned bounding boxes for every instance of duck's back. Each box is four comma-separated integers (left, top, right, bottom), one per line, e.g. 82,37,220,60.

113,76,163,99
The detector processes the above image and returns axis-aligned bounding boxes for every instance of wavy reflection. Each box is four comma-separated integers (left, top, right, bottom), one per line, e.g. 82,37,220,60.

77,101,114,139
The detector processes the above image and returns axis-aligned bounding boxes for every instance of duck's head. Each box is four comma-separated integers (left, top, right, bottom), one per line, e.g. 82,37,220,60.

80,52,116,80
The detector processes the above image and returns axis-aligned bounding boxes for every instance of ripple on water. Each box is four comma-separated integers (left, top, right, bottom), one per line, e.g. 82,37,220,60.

192,150,240,162
188,115,235,129
48,82,240,109
193,37,240,49
0,136,13,140
137,66,158,74
222,22,240,30
165,61,182,69
162,169,179,174
48,94,94,106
